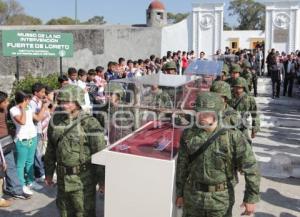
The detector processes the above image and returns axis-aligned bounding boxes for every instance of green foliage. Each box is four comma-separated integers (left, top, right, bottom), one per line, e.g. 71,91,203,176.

167,12,189,24
228,0,265,30
46,16,76,25
6,14,42,25
223,21,232,31
47,15,107,25
11,73,60,97
0,0,24,24
82,16,106,25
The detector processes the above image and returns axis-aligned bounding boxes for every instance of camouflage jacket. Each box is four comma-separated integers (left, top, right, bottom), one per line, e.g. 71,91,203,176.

221,105,241,129
45,112,106,190
229,93,260,134
225,77,235,87
176,125,260,205
241,69,253,89
143,89,173,109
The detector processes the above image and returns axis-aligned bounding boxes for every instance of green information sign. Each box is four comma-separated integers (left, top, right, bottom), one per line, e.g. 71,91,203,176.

2,30,74,57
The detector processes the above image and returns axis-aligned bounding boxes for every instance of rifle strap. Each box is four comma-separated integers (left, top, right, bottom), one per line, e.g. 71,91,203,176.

233,94,246,110
189,128,228,163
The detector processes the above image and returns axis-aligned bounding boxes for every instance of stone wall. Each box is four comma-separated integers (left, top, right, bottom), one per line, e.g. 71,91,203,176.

0,25,162,93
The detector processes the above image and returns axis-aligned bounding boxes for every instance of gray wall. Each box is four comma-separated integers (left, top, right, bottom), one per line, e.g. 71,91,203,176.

0,25,162,92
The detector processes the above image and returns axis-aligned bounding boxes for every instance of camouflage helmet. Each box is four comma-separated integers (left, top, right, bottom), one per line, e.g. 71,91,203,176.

242,61,251,69
222,64,229,76
105,82,125,98
210,81,232,100
163,61,177,70
230,64,242,73
57,84,85,108
232,77,248,92
195,92,224,113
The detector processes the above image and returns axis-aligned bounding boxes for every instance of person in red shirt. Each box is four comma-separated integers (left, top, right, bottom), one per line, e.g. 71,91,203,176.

182,51,188,73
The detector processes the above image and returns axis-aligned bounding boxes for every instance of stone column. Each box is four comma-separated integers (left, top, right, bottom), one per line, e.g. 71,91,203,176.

192,1,224,57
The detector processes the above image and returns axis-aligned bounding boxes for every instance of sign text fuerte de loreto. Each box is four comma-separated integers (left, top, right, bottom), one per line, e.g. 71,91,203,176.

2,30,74,57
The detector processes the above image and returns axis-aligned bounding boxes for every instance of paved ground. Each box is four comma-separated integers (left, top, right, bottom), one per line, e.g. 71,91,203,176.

1,77,300,217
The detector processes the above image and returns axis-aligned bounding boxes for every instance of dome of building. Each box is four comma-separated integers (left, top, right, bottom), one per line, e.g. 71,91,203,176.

148,1,165,10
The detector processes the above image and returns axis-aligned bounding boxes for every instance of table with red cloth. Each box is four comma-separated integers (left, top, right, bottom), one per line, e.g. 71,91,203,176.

110,121,183,160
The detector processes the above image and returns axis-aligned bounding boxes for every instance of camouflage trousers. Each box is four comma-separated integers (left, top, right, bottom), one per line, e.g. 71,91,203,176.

183,209,228,217
240,128,252,145
183,183,235,217
56,185,96,217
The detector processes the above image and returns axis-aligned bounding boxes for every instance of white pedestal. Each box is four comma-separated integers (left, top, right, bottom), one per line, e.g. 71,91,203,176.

92,148,178,217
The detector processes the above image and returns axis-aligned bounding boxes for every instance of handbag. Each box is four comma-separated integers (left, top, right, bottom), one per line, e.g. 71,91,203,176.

0,135,15,155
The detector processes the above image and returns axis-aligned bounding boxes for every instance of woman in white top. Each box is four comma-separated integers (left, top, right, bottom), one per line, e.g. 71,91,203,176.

10,91,38,195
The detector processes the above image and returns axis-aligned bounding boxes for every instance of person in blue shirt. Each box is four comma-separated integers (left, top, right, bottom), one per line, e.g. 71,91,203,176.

104,62,120,82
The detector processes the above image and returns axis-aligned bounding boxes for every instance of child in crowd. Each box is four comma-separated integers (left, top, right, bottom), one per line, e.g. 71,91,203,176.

78,69,92,112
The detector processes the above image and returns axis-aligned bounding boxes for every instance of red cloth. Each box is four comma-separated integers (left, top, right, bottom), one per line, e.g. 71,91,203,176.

181,88,200,110
110,121,183,160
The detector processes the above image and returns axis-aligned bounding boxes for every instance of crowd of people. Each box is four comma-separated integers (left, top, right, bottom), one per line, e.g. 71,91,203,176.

266,49,300,98
0,47,299,214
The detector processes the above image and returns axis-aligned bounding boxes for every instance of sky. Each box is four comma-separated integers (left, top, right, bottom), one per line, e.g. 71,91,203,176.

17,0,235,25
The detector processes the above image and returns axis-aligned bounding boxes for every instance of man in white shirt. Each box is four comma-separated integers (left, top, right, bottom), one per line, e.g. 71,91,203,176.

68,67,78,85
30,83,49,185
10,91,43,195
199,51,207,60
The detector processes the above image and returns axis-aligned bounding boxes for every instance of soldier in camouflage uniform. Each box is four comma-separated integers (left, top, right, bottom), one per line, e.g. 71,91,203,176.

104,82,133,144
140,85,174,123
163,61,177,75
241,62,253,92
229,77,260,141
144,85,173,109
225,64,241,87
45,85,106,217
215,64,229,81
210,81,240,129
176,92,260,217
221,64,230,81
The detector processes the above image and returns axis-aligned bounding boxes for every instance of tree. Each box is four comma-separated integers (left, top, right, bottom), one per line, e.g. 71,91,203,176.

46,16,76,25
0,1,7,24
0,0,24,24
223,21,232,31
167,12,189,24
6,14,42,25
82,16,106,25
228,0,265,30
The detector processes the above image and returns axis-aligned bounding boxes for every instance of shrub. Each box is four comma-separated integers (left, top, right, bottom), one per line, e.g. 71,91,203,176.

11,73,60,98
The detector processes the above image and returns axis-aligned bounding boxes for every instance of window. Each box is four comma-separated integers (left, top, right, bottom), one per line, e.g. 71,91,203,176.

231,42,238,49
156,12,163,20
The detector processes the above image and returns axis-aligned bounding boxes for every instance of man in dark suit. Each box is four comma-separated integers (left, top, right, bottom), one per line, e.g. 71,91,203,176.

270,55,285,99
266,49,276,77
283,54,296,97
